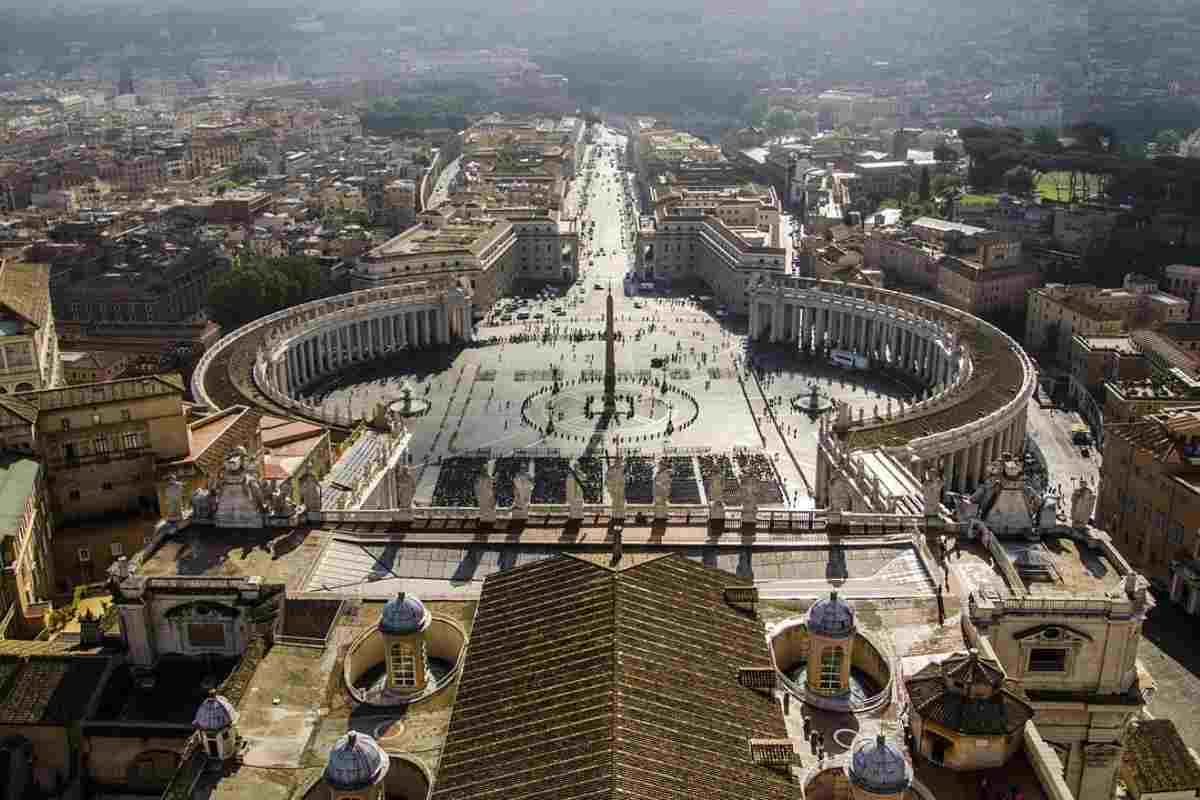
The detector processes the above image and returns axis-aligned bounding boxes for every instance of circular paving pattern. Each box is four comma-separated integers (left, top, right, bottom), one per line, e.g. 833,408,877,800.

519,382,701,444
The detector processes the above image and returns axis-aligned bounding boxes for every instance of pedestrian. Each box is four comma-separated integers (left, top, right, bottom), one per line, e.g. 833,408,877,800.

802,716,811,738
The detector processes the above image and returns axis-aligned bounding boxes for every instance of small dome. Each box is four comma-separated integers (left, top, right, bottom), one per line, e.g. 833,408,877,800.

380,591,431,635
193,691,237,731
846,733,912,795
324,730,390,791
807,590,855,638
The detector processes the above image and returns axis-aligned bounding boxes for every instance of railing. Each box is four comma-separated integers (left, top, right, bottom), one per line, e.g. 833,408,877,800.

992,596,1130,616
314,504,835,531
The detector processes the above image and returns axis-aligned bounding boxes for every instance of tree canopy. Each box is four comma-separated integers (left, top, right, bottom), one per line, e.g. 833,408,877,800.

206,255,332,331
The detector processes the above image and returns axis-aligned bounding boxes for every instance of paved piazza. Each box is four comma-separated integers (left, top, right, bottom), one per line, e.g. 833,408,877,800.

298,131,914,506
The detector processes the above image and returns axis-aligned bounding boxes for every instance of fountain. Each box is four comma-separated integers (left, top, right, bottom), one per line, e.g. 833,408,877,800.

791,381,834,417
387,381,432,418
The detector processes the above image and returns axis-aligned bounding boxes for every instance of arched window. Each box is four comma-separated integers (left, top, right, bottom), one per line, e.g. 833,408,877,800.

819,646,844,692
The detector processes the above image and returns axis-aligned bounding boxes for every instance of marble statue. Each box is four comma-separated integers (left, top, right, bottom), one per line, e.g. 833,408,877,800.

299,472,322,515
566,467,584,519
653,461,671,518
512,473,533,516
709,471,725,504
164,473,183,523
709,471,725,520
477,470,496,522
191,485,214,522
741,480,759,526
922,465,944,516
1070,483,1096,529
828,477,851,512
837,400,850,427
266,479,296,517
606,454,626,517
395,464,416,510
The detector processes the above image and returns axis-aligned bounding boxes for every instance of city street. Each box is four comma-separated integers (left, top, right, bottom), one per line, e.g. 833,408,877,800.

1024,399,1100,502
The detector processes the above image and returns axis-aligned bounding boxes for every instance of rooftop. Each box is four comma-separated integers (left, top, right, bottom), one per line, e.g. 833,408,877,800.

366,219,507,259
0,653,110,724
1074,334,1139,355
911,217,988,237
0,258,50,330
1122,718,1200,796
1004,536,1123,596
431,554,794,800
0,455,39,539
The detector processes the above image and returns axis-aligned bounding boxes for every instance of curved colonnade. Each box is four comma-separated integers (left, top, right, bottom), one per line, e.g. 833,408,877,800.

750,278,1036,496
192,282,470,427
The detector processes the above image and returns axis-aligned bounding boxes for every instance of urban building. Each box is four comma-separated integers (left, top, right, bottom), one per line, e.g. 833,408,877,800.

354,211,576,307
1068,334,1148,432
1164,264,1200,320
59,350,132,385
1098,405,1200,586
0,374,190,522
0,257,60,394
0,455,54,637
1026,283,1189,362
636,183,787,312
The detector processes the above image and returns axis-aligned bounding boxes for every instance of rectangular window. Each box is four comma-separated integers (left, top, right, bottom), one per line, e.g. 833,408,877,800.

391,645,417,686
1028,648,1068,673
110,542,124,557
77,547,91,563
188,623,226,648
819,647,844,691
122,431,142,449
93,436,110,455
121,409,132,422
1169,525,1185,546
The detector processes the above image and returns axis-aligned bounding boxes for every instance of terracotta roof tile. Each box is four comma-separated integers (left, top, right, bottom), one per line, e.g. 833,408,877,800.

0,259,49,329
1122,718,1200,795
432,554,794,800
0,655,110,724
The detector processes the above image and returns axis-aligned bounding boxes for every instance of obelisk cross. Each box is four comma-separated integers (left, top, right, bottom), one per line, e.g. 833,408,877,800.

604,282,617,409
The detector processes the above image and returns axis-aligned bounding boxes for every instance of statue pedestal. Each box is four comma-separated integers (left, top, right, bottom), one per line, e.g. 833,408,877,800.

214,486,265,529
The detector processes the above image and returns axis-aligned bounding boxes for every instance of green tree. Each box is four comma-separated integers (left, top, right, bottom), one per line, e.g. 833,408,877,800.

1004,165,1037,196
206,255,329,330
931,174,963,196
918,166,931,201
764,108,799,141
744,95,769,128
1154,129,1183,155
933,143,957,164
1031,127,1061,153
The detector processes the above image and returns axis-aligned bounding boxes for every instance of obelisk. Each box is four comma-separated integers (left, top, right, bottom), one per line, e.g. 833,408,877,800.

604,284,616,410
